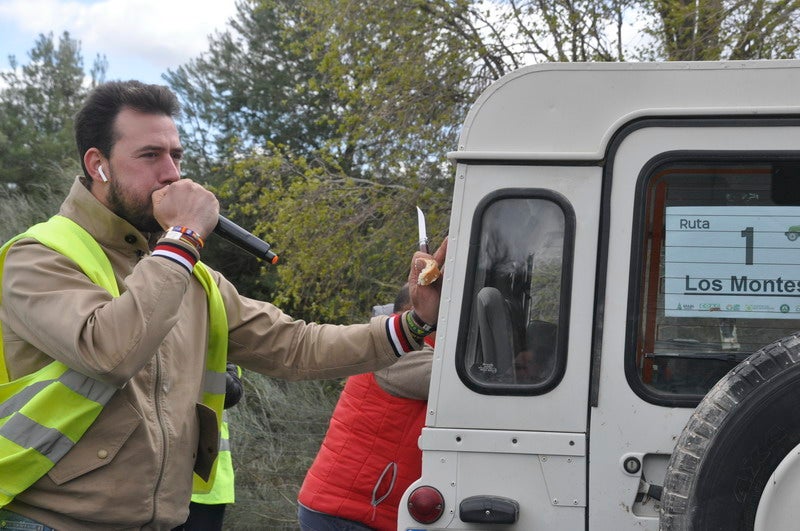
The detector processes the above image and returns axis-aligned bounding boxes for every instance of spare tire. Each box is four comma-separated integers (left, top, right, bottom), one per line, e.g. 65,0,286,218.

660,333,800,530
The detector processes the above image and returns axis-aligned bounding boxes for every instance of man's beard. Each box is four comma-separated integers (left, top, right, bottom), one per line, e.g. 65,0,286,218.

106,178,162,234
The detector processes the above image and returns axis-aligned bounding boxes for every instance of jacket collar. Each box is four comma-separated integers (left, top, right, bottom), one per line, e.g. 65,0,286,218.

58,177,160,256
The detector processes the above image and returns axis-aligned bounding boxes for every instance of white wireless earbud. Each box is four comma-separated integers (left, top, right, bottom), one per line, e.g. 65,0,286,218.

98,166,109,183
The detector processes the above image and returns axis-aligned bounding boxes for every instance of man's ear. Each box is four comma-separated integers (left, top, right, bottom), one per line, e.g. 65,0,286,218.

84,147,108,184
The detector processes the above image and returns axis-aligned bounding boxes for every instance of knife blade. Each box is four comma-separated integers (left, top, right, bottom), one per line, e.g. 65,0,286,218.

416,206,429,254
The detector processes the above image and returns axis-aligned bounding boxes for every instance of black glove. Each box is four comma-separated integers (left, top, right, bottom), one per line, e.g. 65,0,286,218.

223,362,244,409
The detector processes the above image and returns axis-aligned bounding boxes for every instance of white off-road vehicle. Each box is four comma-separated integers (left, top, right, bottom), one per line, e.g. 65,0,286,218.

397,60,800,530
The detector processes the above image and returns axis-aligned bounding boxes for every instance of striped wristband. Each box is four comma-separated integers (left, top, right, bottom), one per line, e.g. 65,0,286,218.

152,241,198,272
386,313,413,356
385,310,436,357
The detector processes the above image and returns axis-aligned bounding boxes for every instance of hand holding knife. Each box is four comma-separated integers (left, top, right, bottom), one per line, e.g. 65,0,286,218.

414,205,443,288
416,206,429,254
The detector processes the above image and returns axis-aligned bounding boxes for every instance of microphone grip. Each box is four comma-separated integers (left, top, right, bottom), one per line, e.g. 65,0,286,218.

213,216,278,264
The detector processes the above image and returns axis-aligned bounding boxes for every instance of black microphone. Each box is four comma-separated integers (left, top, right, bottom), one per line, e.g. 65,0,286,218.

213,216,278,264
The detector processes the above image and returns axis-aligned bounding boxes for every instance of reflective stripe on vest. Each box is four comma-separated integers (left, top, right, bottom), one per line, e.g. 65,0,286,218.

0,215,227,505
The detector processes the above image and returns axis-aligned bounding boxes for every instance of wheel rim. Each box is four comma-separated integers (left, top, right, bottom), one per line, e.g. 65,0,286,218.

754,440,800,530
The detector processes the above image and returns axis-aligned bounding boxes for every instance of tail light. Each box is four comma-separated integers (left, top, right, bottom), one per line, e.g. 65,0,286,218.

407,485,445,524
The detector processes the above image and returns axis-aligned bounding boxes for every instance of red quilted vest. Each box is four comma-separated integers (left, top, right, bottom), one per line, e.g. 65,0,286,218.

298,372,427,530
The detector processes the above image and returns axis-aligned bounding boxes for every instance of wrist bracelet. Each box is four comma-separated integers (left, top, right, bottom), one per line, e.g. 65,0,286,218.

406,310,436,338
164,226,205,250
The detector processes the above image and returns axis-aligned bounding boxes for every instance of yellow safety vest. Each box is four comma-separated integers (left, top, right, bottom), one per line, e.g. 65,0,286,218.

192,361,241,506
191,415,235,505
0,215,228,506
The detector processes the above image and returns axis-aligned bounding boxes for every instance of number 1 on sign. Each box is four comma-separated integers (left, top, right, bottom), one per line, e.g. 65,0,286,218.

740,226,753,265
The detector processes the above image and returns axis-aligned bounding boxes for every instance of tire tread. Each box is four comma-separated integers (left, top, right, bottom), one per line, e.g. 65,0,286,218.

659,333,800,530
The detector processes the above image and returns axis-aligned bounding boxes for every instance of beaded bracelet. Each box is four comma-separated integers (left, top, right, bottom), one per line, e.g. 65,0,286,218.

164,226,205,250
405,310,436,338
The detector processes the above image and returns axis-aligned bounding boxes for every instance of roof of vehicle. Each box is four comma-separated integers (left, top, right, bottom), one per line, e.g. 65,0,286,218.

451,60,800,162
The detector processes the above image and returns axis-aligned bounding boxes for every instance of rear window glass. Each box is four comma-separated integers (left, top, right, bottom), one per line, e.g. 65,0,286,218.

630,160,800,402
457,191,573,395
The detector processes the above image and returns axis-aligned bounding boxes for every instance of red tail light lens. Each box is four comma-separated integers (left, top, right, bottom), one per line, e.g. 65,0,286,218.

407,485,445,524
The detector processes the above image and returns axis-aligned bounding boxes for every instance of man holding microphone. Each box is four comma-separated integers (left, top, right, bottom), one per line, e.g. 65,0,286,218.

0,80,445,530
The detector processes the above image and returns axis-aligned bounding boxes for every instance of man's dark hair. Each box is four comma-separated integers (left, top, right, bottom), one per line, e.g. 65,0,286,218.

74,80,180,188
394,282,412,313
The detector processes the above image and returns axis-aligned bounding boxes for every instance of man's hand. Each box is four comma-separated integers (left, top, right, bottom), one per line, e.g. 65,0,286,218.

152,179,219,238
409,237,448,326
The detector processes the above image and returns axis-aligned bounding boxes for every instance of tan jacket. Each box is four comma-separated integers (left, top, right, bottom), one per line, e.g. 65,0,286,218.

0,179,407,530
373,345,433,400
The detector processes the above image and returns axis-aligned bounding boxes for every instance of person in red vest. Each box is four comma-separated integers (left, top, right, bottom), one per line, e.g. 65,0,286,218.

297,283,434,531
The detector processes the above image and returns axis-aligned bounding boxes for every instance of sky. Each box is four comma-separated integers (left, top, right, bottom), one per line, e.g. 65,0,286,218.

0,0,239,85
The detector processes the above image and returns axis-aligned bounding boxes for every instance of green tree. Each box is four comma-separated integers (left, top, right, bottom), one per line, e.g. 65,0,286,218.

421,0,635,72
0,31,107,195
302,0,472,176
214,146,450,323
638,0,800,60
168,0,462,322
419,0,799,67
164,0,339,177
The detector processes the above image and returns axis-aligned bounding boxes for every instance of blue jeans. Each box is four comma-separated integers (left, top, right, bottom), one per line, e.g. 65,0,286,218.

0,509,56,531
297,503,375,531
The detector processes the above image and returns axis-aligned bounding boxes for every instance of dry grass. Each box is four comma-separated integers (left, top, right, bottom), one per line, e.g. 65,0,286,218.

0,183,68,244
225,373,342,530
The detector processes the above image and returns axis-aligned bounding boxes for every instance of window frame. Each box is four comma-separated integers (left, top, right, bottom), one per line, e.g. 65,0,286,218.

625,150,800,407
455,187,575,396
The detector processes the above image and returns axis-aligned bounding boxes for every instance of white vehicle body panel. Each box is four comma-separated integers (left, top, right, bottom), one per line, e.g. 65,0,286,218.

398,60,800,531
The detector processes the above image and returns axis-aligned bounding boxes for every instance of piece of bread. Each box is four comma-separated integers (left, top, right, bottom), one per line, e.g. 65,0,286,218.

418,258,441,286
